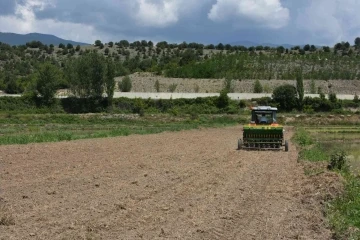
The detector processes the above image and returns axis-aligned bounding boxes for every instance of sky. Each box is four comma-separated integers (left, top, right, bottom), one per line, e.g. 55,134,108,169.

0,0,359,46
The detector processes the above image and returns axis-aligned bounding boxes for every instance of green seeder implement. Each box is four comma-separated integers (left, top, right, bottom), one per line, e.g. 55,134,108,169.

237,106,289,151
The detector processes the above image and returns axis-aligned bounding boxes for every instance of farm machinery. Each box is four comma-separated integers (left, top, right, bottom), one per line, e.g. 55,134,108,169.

237,106,289,151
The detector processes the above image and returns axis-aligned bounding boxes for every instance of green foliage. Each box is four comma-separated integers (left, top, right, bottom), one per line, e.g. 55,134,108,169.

224,78,233,93
168,83,177,93
329,92,337,103
327,173,360,240
64,52,110,99
35,62,61,106
253,79,263,93
119,75,132,92
217,89,230,109
296,72,304,110
328,150,348,171
300,143,329,162
94,40,102,46
0,113,239,145
272,84,298,112
105,58,116,105
154,79,160,92
354,93,359,103
310,79,316,94
293,128,314,146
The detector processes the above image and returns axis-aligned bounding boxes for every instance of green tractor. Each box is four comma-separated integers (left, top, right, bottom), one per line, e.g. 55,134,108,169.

237,106,289,151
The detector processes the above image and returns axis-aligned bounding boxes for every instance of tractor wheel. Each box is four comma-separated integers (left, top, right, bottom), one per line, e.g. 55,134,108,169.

237,139,242,150
285,140,289,152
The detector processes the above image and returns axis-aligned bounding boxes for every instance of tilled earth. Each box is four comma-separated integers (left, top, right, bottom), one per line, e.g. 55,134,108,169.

0,126,333,239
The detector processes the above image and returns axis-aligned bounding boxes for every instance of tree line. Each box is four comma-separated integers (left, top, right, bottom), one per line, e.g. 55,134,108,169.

1,37,360,95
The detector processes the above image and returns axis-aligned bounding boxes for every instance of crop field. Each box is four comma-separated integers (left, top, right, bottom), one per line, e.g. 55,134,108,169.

0,113,243,146
302,126,360,174
0,118,339,239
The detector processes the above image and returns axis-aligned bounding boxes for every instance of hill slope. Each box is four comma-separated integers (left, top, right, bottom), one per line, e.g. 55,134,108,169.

0,32,89,46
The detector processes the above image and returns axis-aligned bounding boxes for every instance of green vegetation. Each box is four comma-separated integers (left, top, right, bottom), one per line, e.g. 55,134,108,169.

0,94,246,115
293,126,360,239
1,37,360,113
0,113,241,146
1,37,360,96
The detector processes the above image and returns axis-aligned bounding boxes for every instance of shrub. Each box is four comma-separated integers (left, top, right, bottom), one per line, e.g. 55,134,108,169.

119,76,132,92
328,150,348,171
168,83,177,93
154,80,160,92
253,79,263,93
293,128,314,146
217,89,230,109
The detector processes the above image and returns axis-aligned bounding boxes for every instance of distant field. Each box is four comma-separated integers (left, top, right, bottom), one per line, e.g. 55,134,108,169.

303,125,360,174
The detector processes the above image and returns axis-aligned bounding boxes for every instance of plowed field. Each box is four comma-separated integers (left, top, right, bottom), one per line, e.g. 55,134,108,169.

0,126,332,239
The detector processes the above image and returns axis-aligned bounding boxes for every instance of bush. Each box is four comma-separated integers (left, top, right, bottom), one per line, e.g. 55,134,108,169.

328,150,348,171
119,76,132,92
272,84,298,112
217,89,230,109
253,79,263,93
293,128,314,146
168,83,177,93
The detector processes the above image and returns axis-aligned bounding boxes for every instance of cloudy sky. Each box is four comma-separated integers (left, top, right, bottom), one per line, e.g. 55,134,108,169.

0,0,359,46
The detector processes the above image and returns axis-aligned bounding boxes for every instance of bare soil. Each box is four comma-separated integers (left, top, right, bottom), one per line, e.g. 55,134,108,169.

0,126,335,239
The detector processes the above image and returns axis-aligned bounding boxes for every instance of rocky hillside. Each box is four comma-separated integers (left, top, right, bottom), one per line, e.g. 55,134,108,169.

117,72,360,95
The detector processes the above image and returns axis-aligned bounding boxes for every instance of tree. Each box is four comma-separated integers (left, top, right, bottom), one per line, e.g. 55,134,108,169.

119,75,132,92
108,42,114,47
296,72,304,110
35,62,60,105
353,93,359,103
154,79,160,92
355,37,360,47
272,84,298,112
217,89,229,109
323,46,330,52
65,52,106,98
119,40,129,47
94,40,102,46
276,46,285,54
75,45,81,51
59,43,65,49
253,79,263,93
67,43,73,49
310,79,316,94
334,42,342,50
216,43,224,50
105,58,115,106
303,44,310,51
104,48,110,55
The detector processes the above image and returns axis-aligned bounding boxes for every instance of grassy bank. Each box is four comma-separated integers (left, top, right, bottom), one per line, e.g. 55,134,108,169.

293,127,360,239
0,113,244,146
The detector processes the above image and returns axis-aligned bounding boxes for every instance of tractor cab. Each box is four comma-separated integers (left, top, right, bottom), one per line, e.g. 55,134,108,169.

250,106,278,125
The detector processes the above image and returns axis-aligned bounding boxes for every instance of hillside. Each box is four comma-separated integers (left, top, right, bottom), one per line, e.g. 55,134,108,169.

0,37,360,95
0,32,89,46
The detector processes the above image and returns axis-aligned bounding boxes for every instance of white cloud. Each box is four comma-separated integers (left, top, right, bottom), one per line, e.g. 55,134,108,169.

132,0,211,28
296,0,360,45
134,0,180,27
208,0,290,29
0,0,103,43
